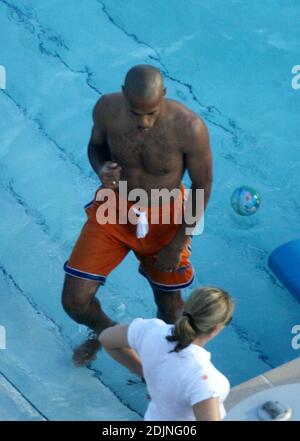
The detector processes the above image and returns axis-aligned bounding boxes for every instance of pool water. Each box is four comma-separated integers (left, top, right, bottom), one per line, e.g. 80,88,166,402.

0,0,300,420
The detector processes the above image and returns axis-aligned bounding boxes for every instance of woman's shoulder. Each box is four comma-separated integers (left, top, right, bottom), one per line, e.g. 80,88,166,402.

128,317,173,349
129,317,171,337
130,317,168,328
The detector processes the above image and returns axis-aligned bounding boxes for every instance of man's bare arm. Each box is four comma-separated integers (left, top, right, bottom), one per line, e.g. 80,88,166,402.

155,118,212,272
88,96,121,188
172,118,213,250
87,96,111,177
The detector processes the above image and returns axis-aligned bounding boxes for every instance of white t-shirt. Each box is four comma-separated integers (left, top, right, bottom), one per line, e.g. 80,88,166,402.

127,318,230,421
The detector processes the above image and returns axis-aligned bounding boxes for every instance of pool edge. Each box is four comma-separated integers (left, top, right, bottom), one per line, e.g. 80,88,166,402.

225,356,300,412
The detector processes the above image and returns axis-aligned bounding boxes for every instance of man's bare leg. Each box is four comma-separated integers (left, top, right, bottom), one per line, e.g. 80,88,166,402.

152,287,184,324
62,274,116,366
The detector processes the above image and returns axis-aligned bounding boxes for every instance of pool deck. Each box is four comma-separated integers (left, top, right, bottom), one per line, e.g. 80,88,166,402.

225,356,300,412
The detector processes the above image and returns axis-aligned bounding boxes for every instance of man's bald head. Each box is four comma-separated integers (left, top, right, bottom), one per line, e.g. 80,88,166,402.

123,65,165,101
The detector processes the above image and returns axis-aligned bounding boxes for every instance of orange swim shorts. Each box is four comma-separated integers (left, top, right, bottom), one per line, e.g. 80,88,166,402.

64,184,195,291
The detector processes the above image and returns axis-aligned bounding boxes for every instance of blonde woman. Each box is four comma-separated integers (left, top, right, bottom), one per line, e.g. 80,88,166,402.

99,287,234,421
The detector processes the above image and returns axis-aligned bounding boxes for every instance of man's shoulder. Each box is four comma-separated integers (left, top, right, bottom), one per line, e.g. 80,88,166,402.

101,92,123,105
166,99,207,140
93,93,123,122
167,99,205,127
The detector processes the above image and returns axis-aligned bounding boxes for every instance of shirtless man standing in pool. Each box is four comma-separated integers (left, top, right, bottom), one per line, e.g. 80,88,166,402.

61,65,212,367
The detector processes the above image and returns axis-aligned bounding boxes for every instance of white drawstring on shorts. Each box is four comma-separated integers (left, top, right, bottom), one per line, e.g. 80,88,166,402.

132,207,149,239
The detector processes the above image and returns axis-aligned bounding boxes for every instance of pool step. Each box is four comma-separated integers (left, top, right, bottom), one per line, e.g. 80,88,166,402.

0,372,46,421
0,274,140,421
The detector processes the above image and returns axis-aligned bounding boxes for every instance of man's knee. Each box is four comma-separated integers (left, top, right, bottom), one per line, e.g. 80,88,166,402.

61,275,100,316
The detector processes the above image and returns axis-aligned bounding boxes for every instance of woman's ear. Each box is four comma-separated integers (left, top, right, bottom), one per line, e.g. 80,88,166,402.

208,324,223,339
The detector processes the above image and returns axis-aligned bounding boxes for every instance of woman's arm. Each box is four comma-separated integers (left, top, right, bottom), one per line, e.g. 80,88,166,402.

99,325,143,377
192,397,221,421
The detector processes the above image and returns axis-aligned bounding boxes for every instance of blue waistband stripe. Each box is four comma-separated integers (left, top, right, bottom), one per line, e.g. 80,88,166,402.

63,261,106,283
84,200,94,209
138,266,195,292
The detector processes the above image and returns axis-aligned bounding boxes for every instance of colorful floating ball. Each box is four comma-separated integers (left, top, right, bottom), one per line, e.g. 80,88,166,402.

231,186,261,216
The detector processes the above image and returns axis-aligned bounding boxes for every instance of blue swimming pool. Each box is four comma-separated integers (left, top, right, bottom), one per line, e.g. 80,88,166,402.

0,0,300,420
